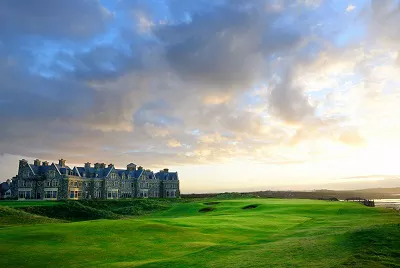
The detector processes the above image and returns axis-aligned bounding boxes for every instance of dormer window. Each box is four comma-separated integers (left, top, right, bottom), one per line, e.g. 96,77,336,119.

48,170,56,178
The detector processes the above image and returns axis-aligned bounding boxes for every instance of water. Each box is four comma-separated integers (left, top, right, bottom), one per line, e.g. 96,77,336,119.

374,199,400,210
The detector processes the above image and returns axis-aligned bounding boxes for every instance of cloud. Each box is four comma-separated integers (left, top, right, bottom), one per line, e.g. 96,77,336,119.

167,139,182,148
338,129,366,147
1,0,400,179
269,71,316,124
153,2,302,91
0,0,113,41
346,5,356,12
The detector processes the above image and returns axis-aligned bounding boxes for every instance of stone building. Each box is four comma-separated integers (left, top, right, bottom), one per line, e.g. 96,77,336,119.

11,159,180,200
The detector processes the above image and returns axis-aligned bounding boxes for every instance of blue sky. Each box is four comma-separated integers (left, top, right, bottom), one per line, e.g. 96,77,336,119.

1,0,400,192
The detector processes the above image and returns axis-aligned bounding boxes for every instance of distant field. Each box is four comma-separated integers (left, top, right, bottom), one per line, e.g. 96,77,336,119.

0,198,399,267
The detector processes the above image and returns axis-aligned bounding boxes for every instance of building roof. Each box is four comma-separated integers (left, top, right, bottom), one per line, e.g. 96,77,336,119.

19,160,178,181
155,171,178,181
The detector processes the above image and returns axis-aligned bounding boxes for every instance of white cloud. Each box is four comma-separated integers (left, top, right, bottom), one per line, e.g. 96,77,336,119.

346,5,356,12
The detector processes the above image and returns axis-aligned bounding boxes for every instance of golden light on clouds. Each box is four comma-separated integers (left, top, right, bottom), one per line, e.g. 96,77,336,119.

2,0,400,192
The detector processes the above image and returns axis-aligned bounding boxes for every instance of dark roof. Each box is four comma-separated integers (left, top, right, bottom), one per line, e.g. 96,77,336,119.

22,161,177,181
39,165,51,174
29,164,38,175
155,171,178,181
77,167,85,176
115,169,143,179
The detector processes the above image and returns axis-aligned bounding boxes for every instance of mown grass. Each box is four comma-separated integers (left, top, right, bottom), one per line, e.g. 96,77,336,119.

0,198,399,267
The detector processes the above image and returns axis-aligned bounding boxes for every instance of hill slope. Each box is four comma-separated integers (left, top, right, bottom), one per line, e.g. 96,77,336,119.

0,199,399,267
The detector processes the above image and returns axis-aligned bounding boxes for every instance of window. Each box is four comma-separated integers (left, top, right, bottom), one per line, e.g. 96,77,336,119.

111,173,117,179
171,191,175,197
108,192,112,198
166,191,169,197
19,191,31,199
52,180,59,187
70,191,74,198
73,181,77,187
48,170,56,178
94,191,101,198
46,180,52,187
45,191,58,199
23,170,30,178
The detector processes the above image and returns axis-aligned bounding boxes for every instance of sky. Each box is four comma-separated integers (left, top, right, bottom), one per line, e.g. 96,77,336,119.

1,0,400,193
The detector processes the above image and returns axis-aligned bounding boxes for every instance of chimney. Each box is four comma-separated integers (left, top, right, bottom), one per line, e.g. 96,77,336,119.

138,166,143,171
108,163,114,168
127,163,136,171
100,163,106,169
94,163,100,169
85,162,91,168
19,159,28,167
42,161,49,166
59,159,66,167
163,168,169,173
34,159,41,166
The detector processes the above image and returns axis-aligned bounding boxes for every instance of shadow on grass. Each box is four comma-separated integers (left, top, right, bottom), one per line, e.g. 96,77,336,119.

199,207,216,213
242,204,259,210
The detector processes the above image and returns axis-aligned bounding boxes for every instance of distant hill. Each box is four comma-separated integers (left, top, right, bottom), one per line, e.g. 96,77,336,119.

182,187,400,200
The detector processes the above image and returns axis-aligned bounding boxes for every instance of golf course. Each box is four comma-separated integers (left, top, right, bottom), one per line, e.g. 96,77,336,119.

1,198,399,267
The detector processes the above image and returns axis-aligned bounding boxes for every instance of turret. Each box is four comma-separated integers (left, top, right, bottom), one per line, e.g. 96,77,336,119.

42,161,49,166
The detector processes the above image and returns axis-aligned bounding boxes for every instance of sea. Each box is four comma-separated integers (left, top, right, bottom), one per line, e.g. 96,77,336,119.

374,199,400,210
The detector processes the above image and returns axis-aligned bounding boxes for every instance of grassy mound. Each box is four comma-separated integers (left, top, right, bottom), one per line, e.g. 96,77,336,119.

242,204,259,209
21,201,120,221
204,202,221,205
199,207,216,213
1,199,399,267
339,224,400,267
78,199,171,216
0,206,62,227
11,199,173,222
215,192,258,199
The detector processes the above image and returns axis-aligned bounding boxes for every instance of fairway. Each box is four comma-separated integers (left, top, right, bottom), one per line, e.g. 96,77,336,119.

1,199,399,267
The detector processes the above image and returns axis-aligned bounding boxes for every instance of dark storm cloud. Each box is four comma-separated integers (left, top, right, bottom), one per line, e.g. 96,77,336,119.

154,3,301,90
0,0,112,41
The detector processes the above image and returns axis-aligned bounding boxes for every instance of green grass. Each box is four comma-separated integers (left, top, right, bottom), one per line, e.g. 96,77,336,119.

0,198,399,267
0,200,61,207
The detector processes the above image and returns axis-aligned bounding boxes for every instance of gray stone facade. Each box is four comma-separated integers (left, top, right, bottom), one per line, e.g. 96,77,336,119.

11,159,180,200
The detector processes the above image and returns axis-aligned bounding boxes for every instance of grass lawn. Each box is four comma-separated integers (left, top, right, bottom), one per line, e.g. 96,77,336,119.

0,200,61,207
0,198,399,267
